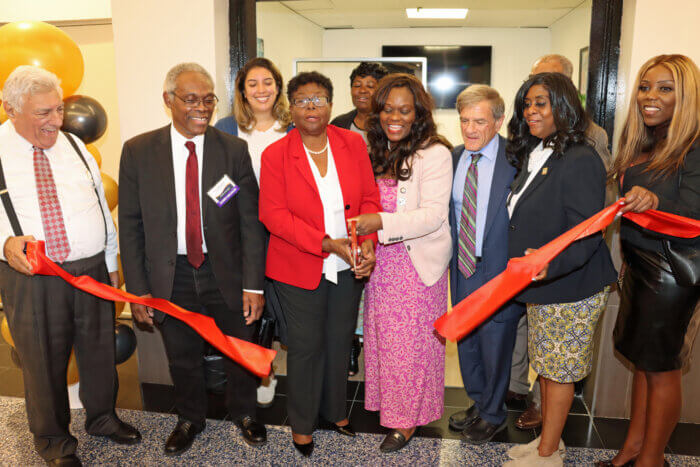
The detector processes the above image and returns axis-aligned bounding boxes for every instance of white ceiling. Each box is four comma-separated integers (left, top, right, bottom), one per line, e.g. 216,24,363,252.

278,0,587,29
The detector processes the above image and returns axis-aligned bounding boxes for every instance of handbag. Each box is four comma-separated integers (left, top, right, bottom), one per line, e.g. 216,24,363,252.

663,239,700,287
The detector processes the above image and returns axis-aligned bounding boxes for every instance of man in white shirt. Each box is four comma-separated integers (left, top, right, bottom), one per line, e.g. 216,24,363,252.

0,66,141,466
118,63,267,456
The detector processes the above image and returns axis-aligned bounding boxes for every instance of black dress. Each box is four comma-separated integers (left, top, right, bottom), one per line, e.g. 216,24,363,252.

613,140,700,372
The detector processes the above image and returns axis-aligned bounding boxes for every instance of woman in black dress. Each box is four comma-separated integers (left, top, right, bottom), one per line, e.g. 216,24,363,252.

598,54,700,467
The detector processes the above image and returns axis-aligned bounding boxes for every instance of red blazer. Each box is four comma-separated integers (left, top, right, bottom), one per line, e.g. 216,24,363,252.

259,125,382,290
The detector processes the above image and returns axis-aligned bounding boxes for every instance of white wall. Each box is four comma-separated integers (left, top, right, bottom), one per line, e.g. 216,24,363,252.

549,0,592,91
322,27,550,146
256,2,324,83
613,0,700,152
111,0,230,143
0,0,111,22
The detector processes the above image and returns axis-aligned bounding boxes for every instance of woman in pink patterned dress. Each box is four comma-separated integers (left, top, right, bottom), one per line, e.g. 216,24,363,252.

349,74,453,453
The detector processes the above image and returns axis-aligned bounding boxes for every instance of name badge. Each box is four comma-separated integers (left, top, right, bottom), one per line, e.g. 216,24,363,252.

207,175,239,207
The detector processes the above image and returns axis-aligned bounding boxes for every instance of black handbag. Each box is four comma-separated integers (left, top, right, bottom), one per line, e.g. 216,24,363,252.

663,239,700,287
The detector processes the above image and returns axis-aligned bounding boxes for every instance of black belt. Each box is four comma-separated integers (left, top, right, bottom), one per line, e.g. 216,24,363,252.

476,256,482,263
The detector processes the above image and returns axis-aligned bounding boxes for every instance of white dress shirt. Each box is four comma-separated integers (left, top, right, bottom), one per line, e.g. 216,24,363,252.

237,122,286,183
170,124,262,294
507,141,554,218
305,144,349,284
170,125,208,255
452,135,499,257
0,121,118,270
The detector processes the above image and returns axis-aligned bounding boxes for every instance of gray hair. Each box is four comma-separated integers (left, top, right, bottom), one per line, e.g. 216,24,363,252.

163,62,214,94
455,84,505,120
2,65,63,112
532,54,574,79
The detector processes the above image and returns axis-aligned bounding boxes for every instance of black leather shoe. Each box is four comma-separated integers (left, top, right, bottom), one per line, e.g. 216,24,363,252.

348,337,361,376
379,428,417,453
448,405,479,431
105,421,141,445
293,440,314,457
164,420,204,456
331,422,356,437
234,415,267,446
462,417,507,445
46,454,81,466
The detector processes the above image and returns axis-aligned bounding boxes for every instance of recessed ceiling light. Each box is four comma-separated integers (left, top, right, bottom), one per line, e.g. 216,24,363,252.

406,8,468,19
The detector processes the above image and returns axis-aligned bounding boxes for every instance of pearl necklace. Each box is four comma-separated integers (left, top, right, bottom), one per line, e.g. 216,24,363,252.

303,140,329,155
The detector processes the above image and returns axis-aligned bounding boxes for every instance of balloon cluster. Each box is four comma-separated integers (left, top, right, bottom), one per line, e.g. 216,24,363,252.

0,21,134,377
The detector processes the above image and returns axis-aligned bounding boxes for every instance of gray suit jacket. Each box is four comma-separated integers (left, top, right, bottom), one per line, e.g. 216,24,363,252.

118,125,266,319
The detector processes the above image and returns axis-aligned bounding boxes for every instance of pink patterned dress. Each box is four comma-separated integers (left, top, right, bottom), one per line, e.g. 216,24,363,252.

363,179,447,428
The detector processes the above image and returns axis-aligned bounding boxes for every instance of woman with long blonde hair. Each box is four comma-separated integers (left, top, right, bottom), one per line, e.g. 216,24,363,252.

598,54,700,467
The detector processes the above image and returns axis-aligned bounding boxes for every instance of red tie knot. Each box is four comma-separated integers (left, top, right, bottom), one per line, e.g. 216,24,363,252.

185,141,196,154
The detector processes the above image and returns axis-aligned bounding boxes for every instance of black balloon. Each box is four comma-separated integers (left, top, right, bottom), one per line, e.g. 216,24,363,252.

61,95,108,143
114,323,136,364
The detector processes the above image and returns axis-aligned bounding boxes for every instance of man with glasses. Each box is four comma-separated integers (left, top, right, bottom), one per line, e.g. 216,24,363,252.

118,63,267,455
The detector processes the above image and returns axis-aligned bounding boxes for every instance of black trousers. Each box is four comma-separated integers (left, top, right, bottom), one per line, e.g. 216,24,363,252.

159,256,257,430
0,253,119,462
275,270,363,435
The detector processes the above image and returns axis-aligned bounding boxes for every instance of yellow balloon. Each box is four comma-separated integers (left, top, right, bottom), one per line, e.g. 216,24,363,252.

101,172,118,211
86,144,102,168
67,351,79,385
1,317,14,347
0,21,84,97
115,301,126,319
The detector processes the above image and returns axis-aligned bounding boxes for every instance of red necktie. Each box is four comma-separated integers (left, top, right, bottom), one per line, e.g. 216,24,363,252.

33,146,71,262
185,141,204,268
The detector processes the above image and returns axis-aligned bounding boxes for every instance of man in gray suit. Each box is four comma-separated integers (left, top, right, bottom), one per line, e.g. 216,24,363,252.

119,63,267,455
509,53,613,430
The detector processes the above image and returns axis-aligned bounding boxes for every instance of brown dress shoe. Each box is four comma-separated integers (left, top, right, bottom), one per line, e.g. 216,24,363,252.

515,403,542,430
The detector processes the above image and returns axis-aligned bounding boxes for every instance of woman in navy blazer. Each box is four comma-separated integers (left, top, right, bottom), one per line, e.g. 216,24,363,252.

503,73,616,466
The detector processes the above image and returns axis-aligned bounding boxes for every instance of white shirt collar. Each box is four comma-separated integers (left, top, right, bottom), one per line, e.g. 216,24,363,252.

170,123,205,148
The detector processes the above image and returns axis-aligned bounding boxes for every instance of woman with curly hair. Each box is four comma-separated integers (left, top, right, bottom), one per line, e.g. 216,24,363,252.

349,73,453,452
597,54,700,467
503,73,616,466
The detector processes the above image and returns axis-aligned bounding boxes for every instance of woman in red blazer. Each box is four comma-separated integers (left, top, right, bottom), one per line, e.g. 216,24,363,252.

259,71,381,457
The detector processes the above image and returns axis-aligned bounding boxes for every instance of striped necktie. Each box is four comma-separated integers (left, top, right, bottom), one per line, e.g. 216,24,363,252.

458,153,481,278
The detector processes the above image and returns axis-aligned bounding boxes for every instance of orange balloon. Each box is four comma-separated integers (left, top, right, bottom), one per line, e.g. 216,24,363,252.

0,21,84,97
86,144,102,168
1,317,14,347
115,301,125,319
101,172,118,211
0,103,7,124
67,351,80,385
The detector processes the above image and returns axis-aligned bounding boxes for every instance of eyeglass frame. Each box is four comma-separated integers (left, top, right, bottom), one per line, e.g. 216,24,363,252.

291,96,330,108
171,92,219,108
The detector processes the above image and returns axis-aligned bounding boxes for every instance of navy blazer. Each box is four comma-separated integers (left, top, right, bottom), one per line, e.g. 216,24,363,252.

508,143,617,304
449,135,524,322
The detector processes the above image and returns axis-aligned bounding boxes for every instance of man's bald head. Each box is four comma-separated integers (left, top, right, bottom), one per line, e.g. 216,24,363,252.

531,54,574,79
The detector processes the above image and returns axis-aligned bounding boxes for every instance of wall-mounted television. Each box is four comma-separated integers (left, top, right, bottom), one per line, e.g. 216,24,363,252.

382,45,492,109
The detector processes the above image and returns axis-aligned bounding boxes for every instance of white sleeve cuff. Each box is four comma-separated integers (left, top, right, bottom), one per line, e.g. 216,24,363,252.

243,289,264,295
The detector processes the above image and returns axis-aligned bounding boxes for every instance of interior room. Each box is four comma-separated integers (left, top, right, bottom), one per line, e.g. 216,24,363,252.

0,0,698,465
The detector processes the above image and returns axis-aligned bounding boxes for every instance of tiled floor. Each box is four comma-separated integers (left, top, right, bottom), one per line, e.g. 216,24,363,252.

0,315,699,459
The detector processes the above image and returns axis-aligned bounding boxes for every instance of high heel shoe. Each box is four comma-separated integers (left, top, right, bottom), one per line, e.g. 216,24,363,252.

594,459,636,467
331,422,356,437
293,440,314,457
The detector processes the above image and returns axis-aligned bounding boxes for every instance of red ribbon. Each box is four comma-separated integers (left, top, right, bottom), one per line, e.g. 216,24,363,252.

434,200,700,342
26,241,276,378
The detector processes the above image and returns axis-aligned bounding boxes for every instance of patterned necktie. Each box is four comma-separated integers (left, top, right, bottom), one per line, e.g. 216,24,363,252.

458,153,482,279
185,141,204,268
33,146,71,262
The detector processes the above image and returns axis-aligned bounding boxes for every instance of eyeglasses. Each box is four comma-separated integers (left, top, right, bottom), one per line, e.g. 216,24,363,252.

172,93,219,108
292,96,330,108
